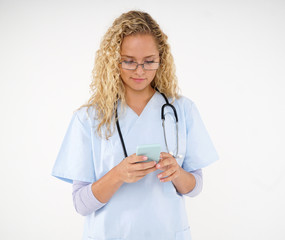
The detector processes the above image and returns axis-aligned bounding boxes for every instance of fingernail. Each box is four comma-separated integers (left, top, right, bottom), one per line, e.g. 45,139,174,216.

142,156,148,160
158,174,162,178
157,164,160,168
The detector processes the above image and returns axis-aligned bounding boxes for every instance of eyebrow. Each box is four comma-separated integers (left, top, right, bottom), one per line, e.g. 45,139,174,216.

121,55,157,58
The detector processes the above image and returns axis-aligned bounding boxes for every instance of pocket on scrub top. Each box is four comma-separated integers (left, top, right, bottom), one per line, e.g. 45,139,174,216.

175,226,191,240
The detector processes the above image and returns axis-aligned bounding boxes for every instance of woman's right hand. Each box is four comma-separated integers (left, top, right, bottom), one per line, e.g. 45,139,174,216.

115,154,157,183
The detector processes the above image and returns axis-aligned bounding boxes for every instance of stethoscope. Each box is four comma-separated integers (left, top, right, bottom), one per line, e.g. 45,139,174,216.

115,88,182,159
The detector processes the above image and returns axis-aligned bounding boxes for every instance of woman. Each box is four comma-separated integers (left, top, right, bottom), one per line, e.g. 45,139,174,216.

52,10,218,240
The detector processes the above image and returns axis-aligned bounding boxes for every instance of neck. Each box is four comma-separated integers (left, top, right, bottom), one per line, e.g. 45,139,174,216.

125,87,156,106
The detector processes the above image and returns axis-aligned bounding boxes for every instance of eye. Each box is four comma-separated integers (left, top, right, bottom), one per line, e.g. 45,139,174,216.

145,61,155,64
123,60,135,64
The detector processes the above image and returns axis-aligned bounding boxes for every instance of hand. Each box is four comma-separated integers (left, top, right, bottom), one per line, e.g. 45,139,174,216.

115,154,157,183
156,152,182,182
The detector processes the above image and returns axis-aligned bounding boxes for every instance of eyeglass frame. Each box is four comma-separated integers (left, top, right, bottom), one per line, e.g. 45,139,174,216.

119,60,160,71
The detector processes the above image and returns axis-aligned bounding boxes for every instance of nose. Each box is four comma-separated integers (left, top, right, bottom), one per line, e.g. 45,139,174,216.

134,64,145,75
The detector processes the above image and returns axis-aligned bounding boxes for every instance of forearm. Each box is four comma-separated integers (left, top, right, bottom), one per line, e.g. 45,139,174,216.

91,166,124,203
172,167,202,195
72,167,124,216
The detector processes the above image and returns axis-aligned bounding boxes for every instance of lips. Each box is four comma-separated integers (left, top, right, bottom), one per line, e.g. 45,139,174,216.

131,77,145,82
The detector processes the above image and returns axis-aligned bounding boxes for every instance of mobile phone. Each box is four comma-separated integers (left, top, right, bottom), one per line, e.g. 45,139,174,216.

136,144,161,163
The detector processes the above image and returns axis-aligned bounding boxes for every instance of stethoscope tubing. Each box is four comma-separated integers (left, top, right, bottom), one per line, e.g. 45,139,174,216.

115,89,179,159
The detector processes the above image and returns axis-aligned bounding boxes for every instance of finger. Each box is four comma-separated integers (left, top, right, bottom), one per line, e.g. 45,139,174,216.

156,157,175,169
132,161,157,171
126,153,136,163
159,155,175,163
160,152,173,159
128,154,148,164
156,159,168,171
136,166,158,177
158,165,168,171
159,171,180,182
157,167,176,180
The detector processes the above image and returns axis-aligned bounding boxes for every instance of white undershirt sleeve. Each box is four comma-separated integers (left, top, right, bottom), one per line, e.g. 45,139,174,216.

72,180,106,216
183,168,203,197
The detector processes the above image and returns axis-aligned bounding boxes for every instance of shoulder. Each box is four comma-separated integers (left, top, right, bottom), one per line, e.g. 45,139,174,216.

73,105,97,127
172,95,200,123
174,95,195,112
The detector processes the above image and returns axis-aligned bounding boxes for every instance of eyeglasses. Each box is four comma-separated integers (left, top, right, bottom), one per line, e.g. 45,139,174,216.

119,60,160,70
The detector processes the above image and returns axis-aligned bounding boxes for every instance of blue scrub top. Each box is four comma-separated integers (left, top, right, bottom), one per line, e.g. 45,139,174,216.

52,92,219,240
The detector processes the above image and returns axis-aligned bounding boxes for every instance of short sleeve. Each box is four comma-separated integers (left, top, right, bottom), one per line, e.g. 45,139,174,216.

182,100,219,172
51,109,96,184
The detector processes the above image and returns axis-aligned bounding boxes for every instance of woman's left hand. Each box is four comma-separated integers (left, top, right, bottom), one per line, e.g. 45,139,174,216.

156,152,182,182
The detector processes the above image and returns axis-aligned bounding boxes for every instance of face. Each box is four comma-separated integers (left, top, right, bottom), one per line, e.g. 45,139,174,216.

119,34,160,95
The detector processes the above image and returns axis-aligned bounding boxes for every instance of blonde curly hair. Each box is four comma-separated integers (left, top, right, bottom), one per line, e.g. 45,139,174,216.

78,10,180,139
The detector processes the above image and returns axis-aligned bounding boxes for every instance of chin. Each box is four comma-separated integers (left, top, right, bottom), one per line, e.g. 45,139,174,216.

127,85,150,92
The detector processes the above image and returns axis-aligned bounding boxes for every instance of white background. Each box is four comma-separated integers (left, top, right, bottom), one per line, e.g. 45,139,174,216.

0,0,284,239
